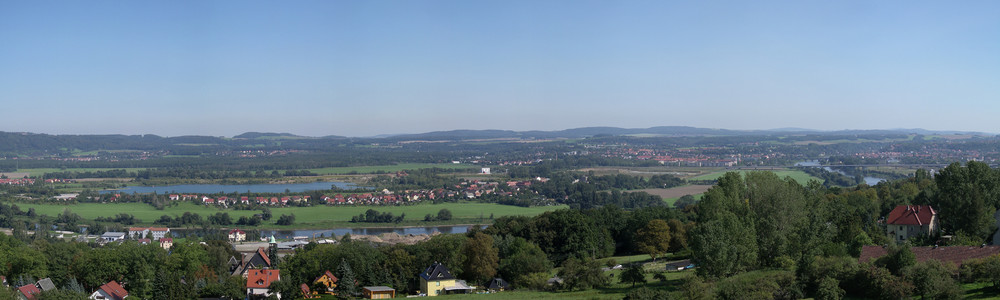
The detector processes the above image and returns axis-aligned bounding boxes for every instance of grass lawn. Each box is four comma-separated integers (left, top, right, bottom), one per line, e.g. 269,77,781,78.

690,170,822,185
963,282,1000,299
305,163,476,175
12,201,567,228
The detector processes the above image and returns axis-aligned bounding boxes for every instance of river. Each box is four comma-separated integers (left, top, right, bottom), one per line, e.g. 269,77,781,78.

260,225,479,239
100,181,358,194
794,161,886,185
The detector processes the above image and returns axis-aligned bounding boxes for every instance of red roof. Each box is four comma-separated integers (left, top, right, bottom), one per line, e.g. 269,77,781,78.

18,284,40,299
247,269,280,289
860,245,1000,267
97,280,129,300
229,229,246,235
257,247,272,266
887,205,935,226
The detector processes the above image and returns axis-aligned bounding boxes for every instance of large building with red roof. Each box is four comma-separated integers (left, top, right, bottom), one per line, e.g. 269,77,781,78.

247,269,281,299
886,205,938,243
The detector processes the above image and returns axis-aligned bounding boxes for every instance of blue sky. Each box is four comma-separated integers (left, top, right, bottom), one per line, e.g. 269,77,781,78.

1,1,998,137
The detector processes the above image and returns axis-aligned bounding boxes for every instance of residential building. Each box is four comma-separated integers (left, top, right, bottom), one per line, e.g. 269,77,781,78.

127,227,170,240
159,238,173,250
362,286,395,299
229,229,247,242
35,278,55,292
17,284,40,300
232,247,273,277
486,278,509,292
419,262,472,296
886,205,939,243
246,269,281,299
89,280,128,300
100,232,126,243
313,270,337,294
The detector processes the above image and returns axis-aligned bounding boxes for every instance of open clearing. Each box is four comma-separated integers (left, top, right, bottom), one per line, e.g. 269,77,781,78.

11,201,566,228
636,185,712,200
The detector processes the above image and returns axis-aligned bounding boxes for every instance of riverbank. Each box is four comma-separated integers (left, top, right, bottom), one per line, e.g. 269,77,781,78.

9,201,567,229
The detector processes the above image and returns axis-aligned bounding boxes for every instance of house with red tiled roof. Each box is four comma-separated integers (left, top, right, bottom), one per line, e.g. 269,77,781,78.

229,229,247,242
159,238,173,250
17,284,41,300
89,280,129,300
247,269,281,299
859,245,1000,267
241,196,250,204
886,205,939,243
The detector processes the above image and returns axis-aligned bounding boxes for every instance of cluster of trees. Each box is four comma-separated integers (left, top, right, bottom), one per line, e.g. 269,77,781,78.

275,214,295,226
0,233,243,299
530,173,685,209
423,209,452,222
351,209,405,224
94,213,138,225
684,167,1000,299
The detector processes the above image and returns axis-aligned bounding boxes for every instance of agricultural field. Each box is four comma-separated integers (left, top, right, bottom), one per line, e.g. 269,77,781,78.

11,168,148,177
690,169,822,185
305,163,476,175
12,201,567,228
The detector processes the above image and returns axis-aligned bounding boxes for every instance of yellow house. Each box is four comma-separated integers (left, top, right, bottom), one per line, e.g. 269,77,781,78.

313,270,338,295
419,262,472,296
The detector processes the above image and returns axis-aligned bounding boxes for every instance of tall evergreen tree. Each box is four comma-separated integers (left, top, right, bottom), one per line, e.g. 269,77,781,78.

334,259,358,299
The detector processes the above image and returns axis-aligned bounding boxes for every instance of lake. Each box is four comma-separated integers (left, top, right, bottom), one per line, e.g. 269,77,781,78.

261,225,479,239
101,181,358,194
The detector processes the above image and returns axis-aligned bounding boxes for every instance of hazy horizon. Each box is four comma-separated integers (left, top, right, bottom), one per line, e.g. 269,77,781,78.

2,125,994,139
2,1,998,137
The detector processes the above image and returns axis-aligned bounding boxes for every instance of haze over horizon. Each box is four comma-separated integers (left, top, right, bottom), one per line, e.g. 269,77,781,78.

2,1,998,137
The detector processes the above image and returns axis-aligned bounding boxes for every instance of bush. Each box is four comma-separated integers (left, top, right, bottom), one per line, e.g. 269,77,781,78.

960,254,1000,289
815,277,844,300
858,265,913,300
680,276,712,300
715,270,800,300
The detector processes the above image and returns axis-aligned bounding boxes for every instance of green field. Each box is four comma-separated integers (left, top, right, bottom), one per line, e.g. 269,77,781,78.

12,201,567,228
690,170,822,185
305,163,477,175
15,168,148,177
